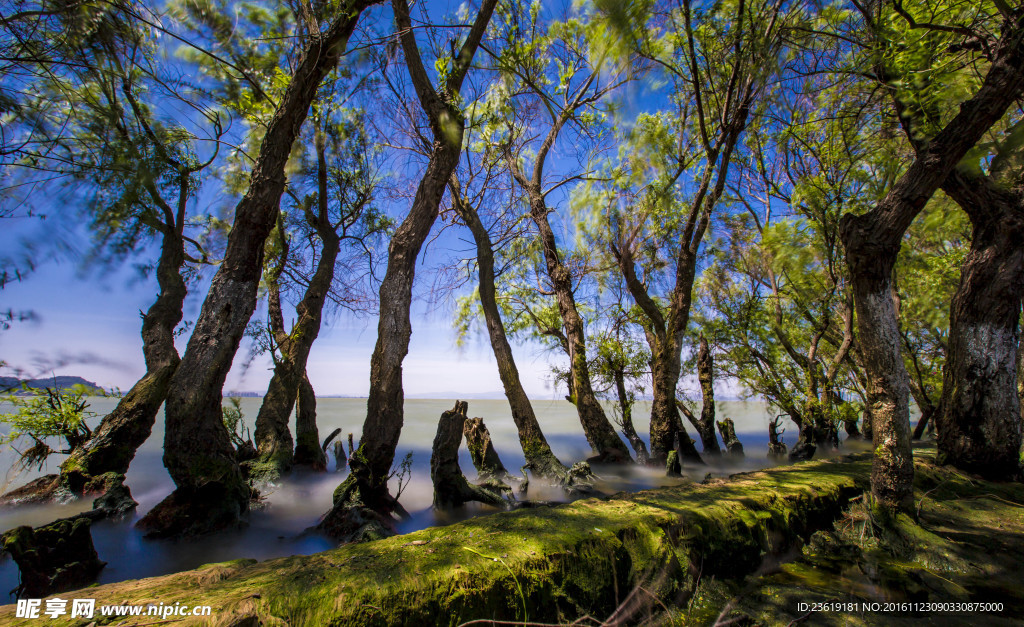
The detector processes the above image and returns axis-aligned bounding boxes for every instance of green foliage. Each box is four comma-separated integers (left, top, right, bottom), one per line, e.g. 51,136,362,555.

0,385,99,471
221,397,252,451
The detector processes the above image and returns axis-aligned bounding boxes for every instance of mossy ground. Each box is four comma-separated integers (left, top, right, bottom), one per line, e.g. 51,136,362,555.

0,448,1018,626
712,445,1024,626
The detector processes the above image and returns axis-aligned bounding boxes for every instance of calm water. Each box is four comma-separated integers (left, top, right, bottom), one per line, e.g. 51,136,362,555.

0,396,814,597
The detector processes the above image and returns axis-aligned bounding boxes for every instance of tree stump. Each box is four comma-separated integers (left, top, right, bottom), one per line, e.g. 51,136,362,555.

463,417,513,482
1,515,106,598
321,428,345,471
768,415,788,460
717,418,744,457
430,402,509,509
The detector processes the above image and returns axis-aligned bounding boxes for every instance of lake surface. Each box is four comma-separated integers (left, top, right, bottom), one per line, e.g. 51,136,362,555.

0,396,846,598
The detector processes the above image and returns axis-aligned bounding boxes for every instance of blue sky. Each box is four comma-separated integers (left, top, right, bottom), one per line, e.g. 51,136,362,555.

0,211,569,397
0,0,731,402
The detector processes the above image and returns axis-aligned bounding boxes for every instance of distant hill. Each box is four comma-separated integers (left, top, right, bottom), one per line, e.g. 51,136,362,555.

1,375,105,394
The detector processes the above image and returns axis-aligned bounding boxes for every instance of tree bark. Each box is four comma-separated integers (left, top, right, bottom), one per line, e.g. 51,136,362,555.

453,192,570,481
529,197,631,463
319,0,497,539
146,3,376,536
463,417,511,482
431,404,509,509
254,190,342,474
58,223,185,491
613,367,649,464
694,335,721,455
839,22,1024,514
935,170,1024,479
294,372,327,470
717,418,743,457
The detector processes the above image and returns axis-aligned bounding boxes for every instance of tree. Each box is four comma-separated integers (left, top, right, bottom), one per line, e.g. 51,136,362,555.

252,101,384,476
0,0,223,498
449,149,573,481
140,0,381,537
837,0,1024,514
493,0,633,462
863,1,1024,478
0,385,98,473
319,0,498,542
588,0,788,463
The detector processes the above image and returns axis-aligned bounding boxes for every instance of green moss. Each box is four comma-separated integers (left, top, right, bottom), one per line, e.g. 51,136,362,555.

724,449,1024,625
0,453,878,626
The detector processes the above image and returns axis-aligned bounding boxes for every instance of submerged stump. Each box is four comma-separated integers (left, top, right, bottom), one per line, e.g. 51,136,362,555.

431,401,509,509
136,481,251,539
717,418,744,457
1,515,106,598
463,417,514,482
768,415,788,460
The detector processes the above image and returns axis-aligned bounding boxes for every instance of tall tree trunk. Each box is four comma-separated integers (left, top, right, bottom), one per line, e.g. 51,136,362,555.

453,193,570,481
143,4,376,537
936,171,1024,479
293,372,327,470
844,13,1024,516
693,335,721,455
254,182,342,475
613,367,649,464
530,199,631,463
318,0,497,541
59,226,186,491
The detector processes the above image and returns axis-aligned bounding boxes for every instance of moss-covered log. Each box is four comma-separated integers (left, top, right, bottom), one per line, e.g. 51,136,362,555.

0,454,874,626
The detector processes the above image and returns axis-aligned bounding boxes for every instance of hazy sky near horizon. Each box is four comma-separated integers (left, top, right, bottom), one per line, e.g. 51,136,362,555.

0,218,573,399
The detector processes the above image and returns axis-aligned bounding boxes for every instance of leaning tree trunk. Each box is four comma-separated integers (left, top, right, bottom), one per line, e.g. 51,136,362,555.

254,219,341,475
454,196,570,481
293,373,327,470
530,199,631,463
143,4,375,537
693,335,721,455
58,227,185,493
341,149,460,500
613,367,649,464
319,0,498,541
935,171,1024,479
